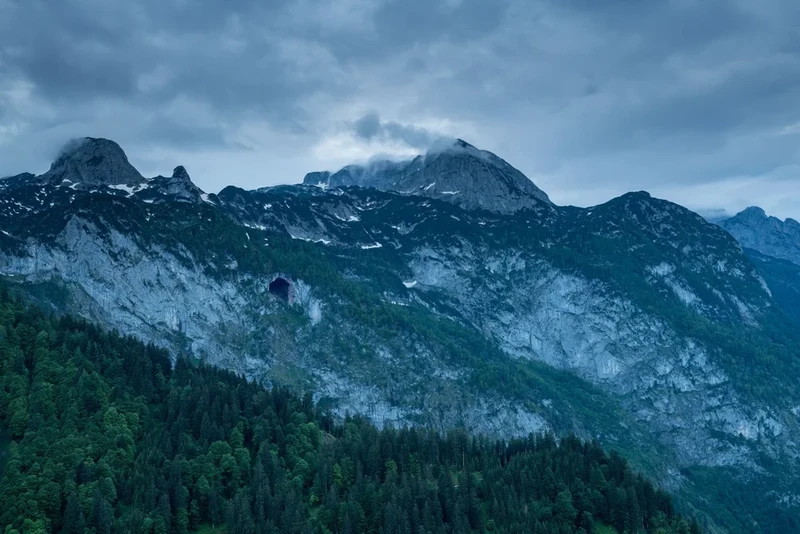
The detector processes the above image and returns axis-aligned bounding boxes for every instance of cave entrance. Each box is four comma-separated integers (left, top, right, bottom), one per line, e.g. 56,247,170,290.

269,277,292,303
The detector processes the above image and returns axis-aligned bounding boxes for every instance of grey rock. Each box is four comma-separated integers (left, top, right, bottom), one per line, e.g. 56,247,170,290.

406,243,788,469
719,206,800,266
144,166,206,203
41,137,145,188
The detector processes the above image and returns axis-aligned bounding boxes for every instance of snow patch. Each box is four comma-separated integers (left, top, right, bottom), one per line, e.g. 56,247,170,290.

667,281,699,306
108,183,139,195
289,233,331,245
647,262,675,277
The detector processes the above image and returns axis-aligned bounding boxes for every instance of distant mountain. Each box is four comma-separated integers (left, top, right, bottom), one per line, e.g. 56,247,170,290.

718,207,800,266
2,137,800,532
715,207,800,325
303,138,552,214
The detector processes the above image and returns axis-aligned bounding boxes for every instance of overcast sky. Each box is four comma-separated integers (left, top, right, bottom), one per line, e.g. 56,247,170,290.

1,0,799,220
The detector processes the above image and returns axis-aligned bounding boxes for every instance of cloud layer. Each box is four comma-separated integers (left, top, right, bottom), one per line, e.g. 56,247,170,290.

1,0,799,218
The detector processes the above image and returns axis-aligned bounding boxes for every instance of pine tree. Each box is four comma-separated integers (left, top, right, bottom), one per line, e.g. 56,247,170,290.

91,488,114,534
60,493,86,534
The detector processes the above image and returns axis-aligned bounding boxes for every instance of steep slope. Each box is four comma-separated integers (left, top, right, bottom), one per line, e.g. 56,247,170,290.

303,138,552,214
0,184,666,451
2,138,800,531
0,286,701,533
718,207,800,266
742,247,800,325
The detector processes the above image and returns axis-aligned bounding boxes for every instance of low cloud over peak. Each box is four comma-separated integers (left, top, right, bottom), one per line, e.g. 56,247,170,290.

351,112,440,150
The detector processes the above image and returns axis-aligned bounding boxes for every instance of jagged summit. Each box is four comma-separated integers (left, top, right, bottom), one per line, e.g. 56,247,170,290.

140,165,205,203
172,165,190,181
42,137,145,188
718,206,800,265
304,138,552,214
729,205,800,227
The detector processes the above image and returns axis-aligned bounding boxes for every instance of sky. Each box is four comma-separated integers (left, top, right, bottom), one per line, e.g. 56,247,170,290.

1,0,799,220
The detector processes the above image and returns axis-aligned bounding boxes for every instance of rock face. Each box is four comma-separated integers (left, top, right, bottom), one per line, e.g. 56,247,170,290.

40,137,145,188
719,206,800,266
2,137,800,530
406,244,774,469
304,138,552,214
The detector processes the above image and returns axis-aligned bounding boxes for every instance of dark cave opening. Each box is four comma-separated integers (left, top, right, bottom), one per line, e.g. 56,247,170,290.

269,277,292,302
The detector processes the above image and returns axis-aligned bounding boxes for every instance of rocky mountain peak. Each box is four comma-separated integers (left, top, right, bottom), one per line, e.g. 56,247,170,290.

424,137,481,157
42,137,145,187
146,165,205,203
739,206,767,219
718,206,800,266
303,137,552,214
172,165,191,181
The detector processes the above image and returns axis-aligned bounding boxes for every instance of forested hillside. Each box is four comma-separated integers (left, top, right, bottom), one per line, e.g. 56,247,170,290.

0,286,699,534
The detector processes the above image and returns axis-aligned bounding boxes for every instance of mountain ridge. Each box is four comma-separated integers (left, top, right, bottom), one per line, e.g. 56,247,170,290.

1,137,799,531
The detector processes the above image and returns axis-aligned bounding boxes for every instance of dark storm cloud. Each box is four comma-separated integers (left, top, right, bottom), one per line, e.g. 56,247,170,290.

371,0,508,51
1,2,142,99
352,112,438,149
1,0,799,218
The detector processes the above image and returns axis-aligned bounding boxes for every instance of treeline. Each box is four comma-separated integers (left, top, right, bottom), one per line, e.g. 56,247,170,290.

0,286,699,533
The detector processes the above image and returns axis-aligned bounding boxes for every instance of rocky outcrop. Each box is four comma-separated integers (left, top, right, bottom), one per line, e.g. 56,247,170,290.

143,166,206,203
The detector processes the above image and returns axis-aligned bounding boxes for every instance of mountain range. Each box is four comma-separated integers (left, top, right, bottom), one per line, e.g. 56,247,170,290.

1,136,799,532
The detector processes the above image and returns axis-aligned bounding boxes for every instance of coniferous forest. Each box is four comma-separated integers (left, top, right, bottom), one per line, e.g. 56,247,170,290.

0,286,700,534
